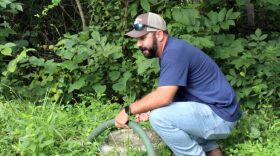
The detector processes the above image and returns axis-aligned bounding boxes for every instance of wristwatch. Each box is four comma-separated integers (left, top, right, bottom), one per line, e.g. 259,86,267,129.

124,105,131,116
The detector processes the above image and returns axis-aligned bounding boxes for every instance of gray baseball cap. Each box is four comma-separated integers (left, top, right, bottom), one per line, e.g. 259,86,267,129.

126,12,166,38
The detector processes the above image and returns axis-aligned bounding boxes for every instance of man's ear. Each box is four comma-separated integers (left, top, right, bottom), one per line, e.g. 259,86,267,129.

156,31,164,42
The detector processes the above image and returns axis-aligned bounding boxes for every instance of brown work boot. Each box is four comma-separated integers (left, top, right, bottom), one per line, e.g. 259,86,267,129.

206,148,223,156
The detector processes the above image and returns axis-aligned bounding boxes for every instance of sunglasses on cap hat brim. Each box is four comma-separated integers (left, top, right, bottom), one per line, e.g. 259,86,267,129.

125,23,161,38
133,23,159,31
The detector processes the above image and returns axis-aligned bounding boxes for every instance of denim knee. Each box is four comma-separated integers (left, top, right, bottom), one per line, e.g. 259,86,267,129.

149,108,166,129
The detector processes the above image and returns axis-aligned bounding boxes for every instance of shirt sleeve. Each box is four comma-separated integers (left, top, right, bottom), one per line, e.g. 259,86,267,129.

158,51,189,87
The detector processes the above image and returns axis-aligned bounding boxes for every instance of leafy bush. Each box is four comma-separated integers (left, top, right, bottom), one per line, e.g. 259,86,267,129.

1,26,159,103
1,1,280,155
202,29,280,109
0,1,279,109
221,105,280,155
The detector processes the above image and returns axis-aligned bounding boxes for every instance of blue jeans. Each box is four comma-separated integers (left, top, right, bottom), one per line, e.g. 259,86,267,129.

149,102,237,156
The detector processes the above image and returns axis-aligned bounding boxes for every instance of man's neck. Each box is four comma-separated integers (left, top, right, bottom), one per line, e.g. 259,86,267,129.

158,35,168,58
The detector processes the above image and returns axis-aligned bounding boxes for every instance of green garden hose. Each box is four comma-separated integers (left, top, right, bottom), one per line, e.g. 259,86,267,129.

87,119,156,156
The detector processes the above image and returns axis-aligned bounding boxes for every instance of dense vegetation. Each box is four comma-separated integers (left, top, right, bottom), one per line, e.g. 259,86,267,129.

0,0,279,155
0,99,279,155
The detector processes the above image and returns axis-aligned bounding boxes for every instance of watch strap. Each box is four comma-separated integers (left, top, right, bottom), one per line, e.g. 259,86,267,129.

124,105,131,116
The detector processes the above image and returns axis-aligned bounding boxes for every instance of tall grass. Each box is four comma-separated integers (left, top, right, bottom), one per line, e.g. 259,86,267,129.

221,106,280,156
0,97,120,155
1,97,279,156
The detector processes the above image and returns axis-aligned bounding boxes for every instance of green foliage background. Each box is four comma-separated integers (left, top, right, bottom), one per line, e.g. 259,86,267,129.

0,1,280,155
0,0,279,108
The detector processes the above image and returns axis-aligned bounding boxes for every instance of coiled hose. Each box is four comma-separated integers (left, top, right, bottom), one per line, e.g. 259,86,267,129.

87,119,156,156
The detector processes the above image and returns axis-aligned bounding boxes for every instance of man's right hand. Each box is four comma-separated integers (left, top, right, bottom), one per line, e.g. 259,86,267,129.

135,111,150,122
115,109,129,129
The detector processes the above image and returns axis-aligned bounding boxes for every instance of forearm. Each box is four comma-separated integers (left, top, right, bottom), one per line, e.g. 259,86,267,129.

129,88,174,115
115,86,177,128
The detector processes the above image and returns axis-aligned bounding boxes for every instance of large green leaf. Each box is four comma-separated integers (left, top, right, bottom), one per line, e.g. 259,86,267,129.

213,35,244,59
0,0,11,8
123,71,132,81
218,8,226,22
5,42,16,47
112,80,126,92
228,12,240,20
92,84,106,94
61,60,78,71
5,49,32,74
231,54,256,69
109,71,121,81
103,44,122,59
29,56,45,67
14,2,23,11
180,35,215,49
75,50,89,63
112,71,132,92
134,52,157,74
214,41,244,59
255,28,262,37
207,11,218,25
129,3,138,17
0,42,16,56
172,8,182,23
172,8,200,26
91,31,100,42
140,0,150,11
44,60,58,74
68,77,86,93
6,59,17,73
57,49,75,60
225,8,233,20
78,31,89,41
61,39,76,49
1,47,12,56
220,22,229,30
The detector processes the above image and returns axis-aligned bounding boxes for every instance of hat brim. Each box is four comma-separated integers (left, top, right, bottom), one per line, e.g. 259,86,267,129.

125,29,149,38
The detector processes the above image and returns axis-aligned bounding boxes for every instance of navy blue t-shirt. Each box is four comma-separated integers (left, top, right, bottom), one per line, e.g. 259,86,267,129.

158,37,241,122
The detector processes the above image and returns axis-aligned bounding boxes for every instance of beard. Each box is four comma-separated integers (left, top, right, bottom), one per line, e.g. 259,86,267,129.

139,33,158,59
